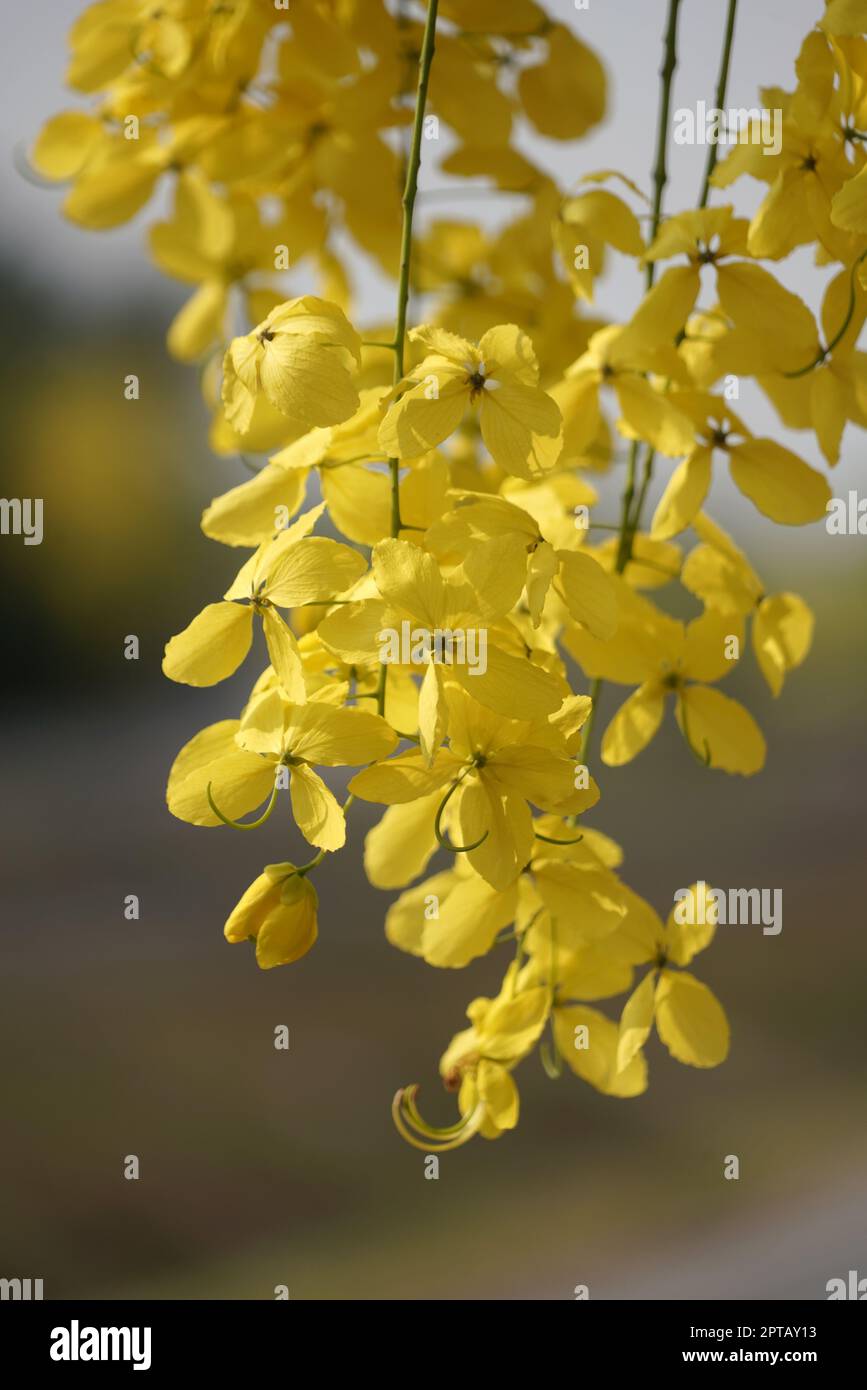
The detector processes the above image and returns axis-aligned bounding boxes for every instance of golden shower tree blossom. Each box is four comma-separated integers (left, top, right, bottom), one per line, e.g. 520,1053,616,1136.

34,0,867,1150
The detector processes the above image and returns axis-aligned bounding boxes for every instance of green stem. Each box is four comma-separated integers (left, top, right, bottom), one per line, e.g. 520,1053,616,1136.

697,0,738,210
627,444,656,553
585,0,683,759
295,794,355,876
376,0,439,717
615,439,642,572
393,0,439,393
579,676,603,764
645,0,683,292
627,2,739,553
629,0,739,544
622,0,684,553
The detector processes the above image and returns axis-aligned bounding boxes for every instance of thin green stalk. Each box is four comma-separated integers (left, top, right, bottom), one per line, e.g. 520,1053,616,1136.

615,438,642,572
376,0,439,717
697,0,738,210
645,0,683,292
295,796,355,877
593,0,740,766
584,0,683,758
621,0,683,564
628,0,738,553
620,0,684,556
393,0,439,392
579,676,603,764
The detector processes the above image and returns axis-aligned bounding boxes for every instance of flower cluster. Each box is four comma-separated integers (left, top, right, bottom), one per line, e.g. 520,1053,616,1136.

35,0,867,1149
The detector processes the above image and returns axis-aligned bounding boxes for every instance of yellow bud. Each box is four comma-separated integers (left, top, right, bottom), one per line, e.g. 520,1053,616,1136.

224,870,318,970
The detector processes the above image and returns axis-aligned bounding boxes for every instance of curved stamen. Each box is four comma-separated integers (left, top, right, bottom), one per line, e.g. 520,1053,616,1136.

434,776,489,854
402,1087,474,1139
784,247,867,378
392,1085,485,1152
207,779,279,830
535,830,584,845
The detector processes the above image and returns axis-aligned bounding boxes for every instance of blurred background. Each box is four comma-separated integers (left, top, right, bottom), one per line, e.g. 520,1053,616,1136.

1,0,866,1300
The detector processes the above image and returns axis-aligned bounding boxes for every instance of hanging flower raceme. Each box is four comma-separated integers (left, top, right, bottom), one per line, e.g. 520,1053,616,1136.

35,0,862,1153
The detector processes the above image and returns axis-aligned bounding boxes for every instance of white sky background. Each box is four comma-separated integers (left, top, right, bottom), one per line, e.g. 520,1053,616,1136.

0,0,859,555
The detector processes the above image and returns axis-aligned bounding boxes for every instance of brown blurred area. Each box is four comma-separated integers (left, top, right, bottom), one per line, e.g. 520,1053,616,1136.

1,253,866,1301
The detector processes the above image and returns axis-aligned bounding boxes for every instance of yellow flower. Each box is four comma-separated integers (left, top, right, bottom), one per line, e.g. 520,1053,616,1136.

517,22,606,140
642,205,819,373
33,110,224,231
553,305,696,462
162,504,366,696
761,269,867,466
554,184,644,302
319,536,569,757
394,966,550,1149
351,684,596,890
651,392,830,534
565,584,765,774
614,883,730,1072
222,296,361,436
167,693,396,850
682,514,815,697
66,0,197,92
552,1005,648,1097
426,489,618,636
43,0,858,1152
711,51,856,263
150,175,287,362
378,324,563,479
202,391,449,550
224,867,318,971
385,860,519,968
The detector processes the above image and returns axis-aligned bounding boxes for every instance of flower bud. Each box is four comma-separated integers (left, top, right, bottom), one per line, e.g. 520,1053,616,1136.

224,868,318,970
